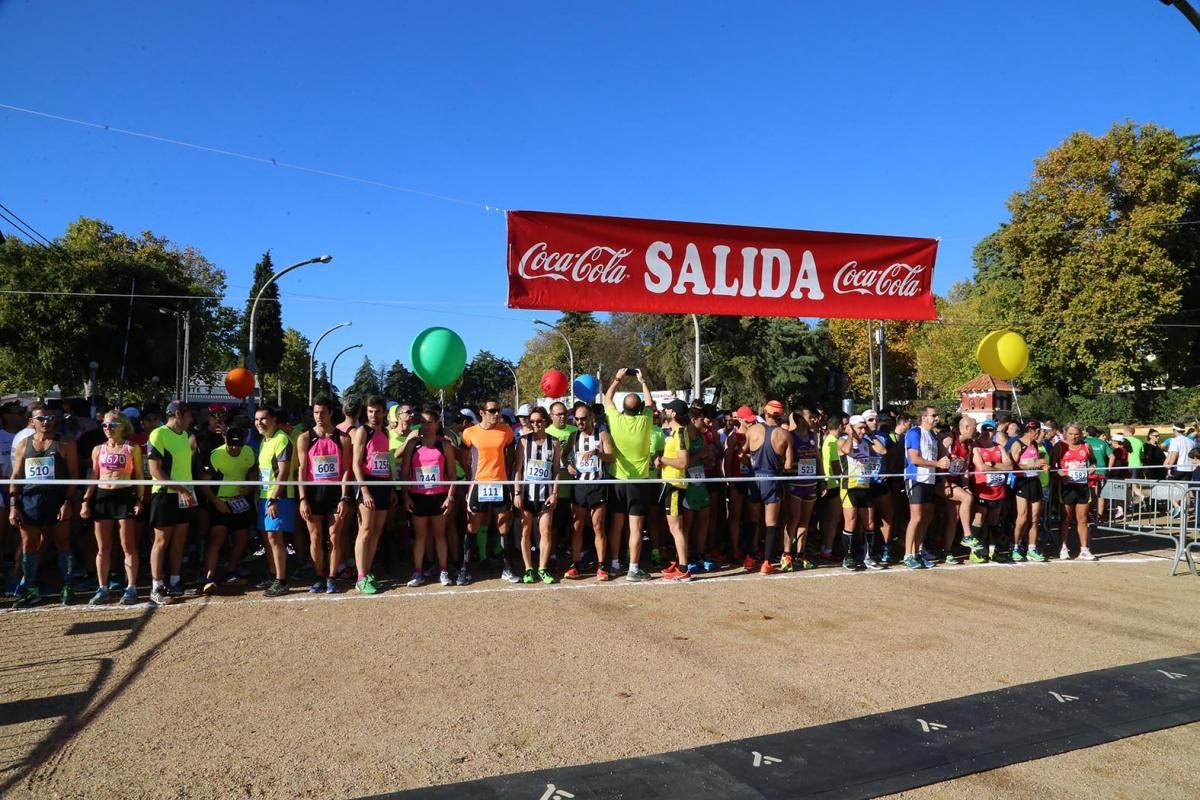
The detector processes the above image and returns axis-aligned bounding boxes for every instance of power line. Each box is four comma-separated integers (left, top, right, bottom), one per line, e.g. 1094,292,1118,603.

0,102,504,212
0,207,49,248
0,201,53,246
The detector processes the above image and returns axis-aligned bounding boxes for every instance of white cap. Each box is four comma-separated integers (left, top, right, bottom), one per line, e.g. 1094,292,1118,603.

459,408,478,423
863,409,878,420
516,403,532,417
849,414,866,426
1112,432,1126,442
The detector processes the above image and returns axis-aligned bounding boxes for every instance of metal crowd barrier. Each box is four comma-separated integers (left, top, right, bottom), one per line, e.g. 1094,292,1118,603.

1093,478,1200,576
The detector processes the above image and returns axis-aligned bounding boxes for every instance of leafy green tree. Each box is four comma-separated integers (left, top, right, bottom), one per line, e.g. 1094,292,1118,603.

462,350,517,407
0,218,236,397
344,355,380,400
239,250,284,374
383,360,425,403
263,327,313,411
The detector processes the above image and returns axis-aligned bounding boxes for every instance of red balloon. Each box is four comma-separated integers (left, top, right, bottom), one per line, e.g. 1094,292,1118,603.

540,369,568,398
225,367,256,399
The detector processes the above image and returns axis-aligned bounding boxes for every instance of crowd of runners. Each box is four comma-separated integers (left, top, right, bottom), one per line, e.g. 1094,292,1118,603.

1,367,1197,609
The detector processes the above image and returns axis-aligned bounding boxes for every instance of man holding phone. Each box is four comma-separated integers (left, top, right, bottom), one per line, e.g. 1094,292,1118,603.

604,368,656,581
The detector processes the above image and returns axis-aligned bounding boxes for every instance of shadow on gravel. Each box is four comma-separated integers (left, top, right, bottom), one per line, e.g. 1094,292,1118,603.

0,604,205,793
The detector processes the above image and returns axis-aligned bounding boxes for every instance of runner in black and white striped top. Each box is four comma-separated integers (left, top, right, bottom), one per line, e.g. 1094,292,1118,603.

564,403,615,580
513,407,561,585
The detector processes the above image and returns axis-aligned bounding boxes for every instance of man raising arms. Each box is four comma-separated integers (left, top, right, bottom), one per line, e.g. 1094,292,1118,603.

605,368,656,582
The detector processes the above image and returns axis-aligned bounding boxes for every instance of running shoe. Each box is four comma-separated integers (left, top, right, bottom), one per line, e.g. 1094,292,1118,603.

943,554,963,565
406,572,427,588
224,573,247,587
501,568,521,584
650,548,664,569
663,562,681,576
456,570,472,586
687,562,701,574
742,555,758,571
355,576,377,595
1079,548,1099,562
968,551,989,564
779,554,795,573
564,566,581,580
202,579,218,596
88,588,112,606
438,571,452,586
702,558,716,572
918,550,938,569
596,566,611,582
11,587,41,608
1027,547,1049,563
120,586,139,605
663,567,691,582
880,546,894,564
760,561,778,575
149,587,172,606
818,548,836,563
799,558,816,570
902,554,924,570
1011,548,1025,562
625,566,651,582
326,578,338,593
1059,546,1072,561
166,582,185,599
308,580,324,593
538,568,556,585
842,555,857,571
863,556,884,571
264,579,288,597
521,569,536,584
61,585,74,606
961,535,981,551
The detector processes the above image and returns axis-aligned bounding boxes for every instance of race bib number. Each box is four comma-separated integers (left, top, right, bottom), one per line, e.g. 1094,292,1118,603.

259,467,273,492
525,459,552,481
25,456,54,481
1068,466,1088,484
687,464,705,481
986,471,1007,487
368,452,390,478
416,464,441,490
949,456,966,476
575,453,599,474
867,456,883,478
477,482,503,503
311,454,339,481
796,458,817,477
99,452,128,472
228,496,250,514
178,486,197,509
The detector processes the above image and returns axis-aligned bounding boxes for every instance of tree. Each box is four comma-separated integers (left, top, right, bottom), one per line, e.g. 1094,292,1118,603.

240,250,284,374
382,360,425,403
462,350,517,407
344,355,380,400
0,218,237,397
265,327,313,411
993,122,1200,394
828,317,919,406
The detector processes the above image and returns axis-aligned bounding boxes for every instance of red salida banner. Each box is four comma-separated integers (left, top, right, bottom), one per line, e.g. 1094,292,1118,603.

507,210,939,320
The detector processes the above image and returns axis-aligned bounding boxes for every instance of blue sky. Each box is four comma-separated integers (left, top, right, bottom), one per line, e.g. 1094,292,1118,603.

2,1,1197,377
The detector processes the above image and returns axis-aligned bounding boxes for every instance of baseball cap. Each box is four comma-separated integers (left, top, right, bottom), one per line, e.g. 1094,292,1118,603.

459,408,478,423
1,400,24,414
225,426,247,445
663,398,689,417
1024,419,1041,431
735,405,756,422
1112,432,1126,442
516,404,532,417
765,400,785,416
980,421,997,432
863,409,878,420
165,400,188,417
701,403,718,418
849,414,866,426
121,405,141,419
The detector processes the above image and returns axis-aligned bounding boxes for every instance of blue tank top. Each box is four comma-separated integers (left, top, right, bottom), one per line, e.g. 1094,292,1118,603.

750,423,783,476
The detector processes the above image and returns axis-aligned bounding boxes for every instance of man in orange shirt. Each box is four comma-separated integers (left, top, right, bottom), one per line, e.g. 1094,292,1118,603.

461,399,517,584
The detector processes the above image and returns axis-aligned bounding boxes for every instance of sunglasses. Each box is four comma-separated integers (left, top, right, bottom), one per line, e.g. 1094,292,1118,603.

529,418,547,426
399,410,414,415
484,408,501,414
102,422,122,430
574,416,589,422
34,415,57,423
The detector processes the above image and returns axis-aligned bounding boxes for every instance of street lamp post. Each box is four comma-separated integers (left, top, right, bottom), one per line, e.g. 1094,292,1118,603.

158,308,190,401
505,364,519,411
247,254,333,412
309,321,352,406
691,313,701,403
533,319,574,404
329,343,363,398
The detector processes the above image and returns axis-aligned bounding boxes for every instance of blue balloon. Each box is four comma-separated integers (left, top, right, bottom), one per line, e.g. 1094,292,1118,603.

573,374,600,403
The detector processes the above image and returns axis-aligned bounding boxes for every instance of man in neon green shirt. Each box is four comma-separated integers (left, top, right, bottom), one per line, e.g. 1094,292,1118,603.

255,406,294,597
147,401,197,605
605,368,655,581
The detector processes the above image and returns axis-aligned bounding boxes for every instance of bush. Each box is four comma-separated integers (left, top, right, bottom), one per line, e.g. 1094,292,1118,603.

1022,387,1074,424
1151,387,1200,424
1068,393,1134,428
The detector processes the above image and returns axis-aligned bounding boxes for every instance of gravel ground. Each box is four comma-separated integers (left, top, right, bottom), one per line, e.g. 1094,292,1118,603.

0,545,1196,799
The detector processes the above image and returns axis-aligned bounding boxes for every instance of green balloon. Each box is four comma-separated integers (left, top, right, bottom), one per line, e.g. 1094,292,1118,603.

410,327,467,389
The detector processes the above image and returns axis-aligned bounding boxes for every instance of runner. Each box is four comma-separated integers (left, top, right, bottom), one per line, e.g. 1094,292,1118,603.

817,417,843,562
296,398,353,594
0,401,25,592
725,407,760,568
1163,422,1195,482
352,396,394,594
1083,426,1116,520
199,425,256,593
254,405,296,597
784,409,820,571
1051,422,1098,561
970,421,1014,563
682,405,713,573
513,406,561,584
337,398,363,434
941,416,977,564
399,407,457,587
146,401,196,606
81,411,144,604
699,404,725,566
1009,420,1049,562
902,406,947,570
461,399,518,584
564,403,614,579
838,414,886,571
544,401,577,561
8,402,80,607
655,398,693,581
863,410,897,564
604,368,656,582
745,400,794,574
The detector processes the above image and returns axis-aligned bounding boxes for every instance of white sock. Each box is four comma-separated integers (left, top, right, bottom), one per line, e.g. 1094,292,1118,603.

152,579,164,590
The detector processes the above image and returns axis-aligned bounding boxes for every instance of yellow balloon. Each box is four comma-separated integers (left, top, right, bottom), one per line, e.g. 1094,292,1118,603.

975,330,1005,365
979,330,1029,380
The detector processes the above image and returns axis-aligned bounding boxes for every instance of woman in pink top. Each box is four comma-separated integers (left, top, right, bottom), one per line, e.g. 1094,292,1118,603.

80,411,144,605
400,408,458,587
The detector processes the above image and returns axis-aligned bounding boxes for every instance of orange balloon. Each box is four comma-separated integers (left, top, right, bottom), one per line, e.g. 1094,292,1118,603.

225,367,256,399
